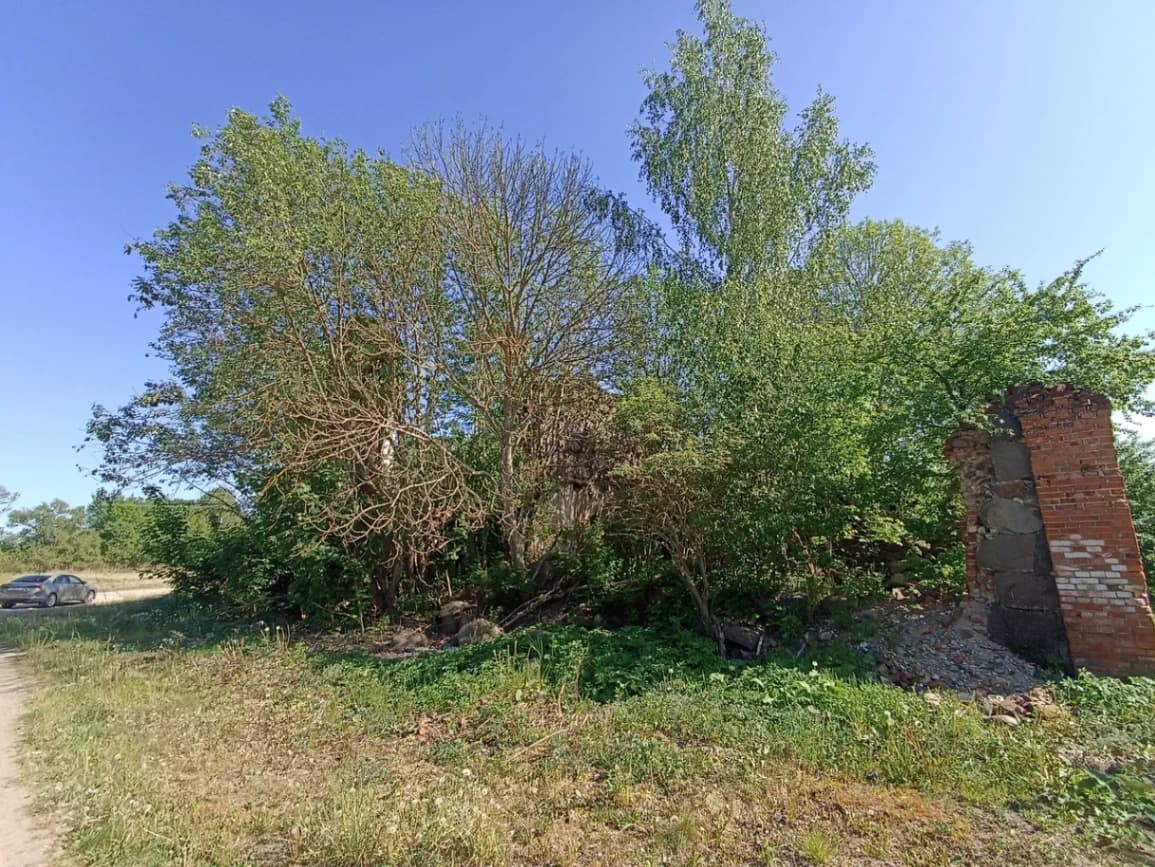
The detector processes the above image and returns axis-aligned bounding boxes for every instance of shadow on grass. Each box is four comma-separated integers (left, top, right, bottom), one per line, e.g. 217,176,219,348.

0,593,879,705
0,595,263,653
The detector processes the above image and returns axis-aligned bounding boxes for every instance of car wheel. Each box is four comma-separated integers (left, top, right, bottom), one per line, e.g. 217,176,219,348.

85,590,96,605
42,593,57,609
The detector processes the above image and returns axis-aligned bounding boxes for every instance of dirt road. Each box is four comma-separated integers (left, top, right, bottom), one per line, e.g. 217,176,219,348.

0,585,170,866
0,584,170,616
0,649,52,867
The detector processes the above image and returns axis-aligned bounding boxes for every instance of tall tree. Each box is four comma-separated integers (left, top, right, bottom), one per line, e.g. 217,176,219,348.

632,0,874,283
412,122,647,569
623,0,1155,635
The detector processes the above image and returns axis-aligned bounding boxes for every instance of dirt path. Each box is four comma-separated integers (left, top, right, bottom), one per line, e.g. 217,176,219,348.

0,649,53,867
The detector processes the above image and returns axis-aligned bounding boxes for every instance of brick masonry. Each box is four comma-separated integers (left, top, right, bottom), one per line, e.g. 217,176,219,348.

947,384,1155,676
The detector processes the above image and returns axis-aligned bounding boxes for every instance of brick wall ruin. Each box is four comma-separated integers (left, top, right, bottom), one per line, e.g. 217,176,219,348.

945,383,1155,677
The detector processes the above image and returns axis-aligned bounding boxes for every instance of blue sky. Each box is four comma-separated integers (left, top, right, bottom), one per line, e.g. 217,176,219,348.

2,0,1154,508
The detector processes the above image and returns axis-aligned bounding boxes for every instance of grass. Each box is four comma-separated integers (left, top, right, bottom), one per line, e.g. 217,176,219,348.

1,597,1153,866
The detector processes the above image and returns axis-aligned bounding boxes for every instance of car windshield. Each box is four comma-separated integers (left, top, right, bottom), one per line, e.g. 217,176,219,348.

11,575,48,584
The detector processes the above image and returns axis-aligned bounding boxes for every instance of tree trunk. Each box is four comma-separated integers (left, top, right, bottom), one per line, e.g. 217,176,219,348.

675,552,723,653
370,541,404,620
499,406,526,571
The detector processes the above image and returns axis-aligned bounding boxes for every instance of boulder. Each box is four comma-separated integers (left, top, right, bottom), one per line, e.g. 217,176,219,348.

455,618,503,646
980,497,1042,534
247,837,293,866
721,622,762,652
435,600,474,635
992,572,1060,611
387,628,430,653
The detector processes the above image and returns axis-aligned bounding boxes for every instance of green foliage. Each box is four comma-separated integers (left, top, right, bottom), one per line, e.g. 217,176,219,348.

614,1,1155,631
3,599,1154,859
902,544,968,596
1118,429,1155,586
0,496,106,571
84,1,1155,632
632,0,874,281
86,490,152,567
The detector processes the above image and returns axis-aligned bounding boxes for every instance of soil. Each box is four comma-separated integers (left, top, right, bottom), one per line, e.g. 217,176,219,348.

0,649,52,867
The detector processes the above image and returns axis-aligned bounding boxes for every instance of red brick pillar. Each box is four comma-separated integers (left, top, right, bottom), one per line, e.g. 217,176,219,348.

1011,384,1155,675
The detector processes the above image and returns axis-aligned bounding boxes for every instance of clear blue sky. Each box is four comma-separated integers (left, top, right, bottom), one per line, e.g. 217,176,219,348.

2,0,1154,509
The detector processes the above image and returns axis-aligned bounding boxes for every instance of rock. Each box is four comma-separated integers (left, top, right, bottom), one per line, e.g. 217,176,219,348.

886,572,911,588
980,497,1043,534
990,714,1020,727
991,438,1032,481
1033,703,1064,721
247,836,293,865
435,601,474,635
455,618,502,646
721,622,762,652
388,628,429,653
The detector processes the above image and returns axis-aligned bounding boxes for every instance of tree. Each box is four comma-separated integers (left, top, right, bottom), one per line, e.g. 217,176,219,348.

620,0,877,627
632,0,874,283
1118,429,1155,588
87,491,153,567
91,100,480,614
0,486,17,547
2,498,102,568
623,0,1155,633
7,499,87,547
412,122,648,570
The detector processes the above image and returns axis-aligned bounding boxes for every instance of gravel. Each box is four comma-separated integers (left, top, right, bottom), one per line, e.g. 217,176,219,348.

853,597,1044,696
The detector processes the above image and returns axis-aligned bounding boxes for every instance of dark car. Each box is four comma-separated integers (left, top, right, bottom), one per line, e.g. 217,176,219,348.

0,573,98,609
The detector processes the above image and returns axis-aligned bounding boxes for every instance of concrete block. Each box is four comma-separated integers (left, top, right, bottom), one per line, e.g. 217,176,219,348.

978,532,1038,572
980,497,1044,534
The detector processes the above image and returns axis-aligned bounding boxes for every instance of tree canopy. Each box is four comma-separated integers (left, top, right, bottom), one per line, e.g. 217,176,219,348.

86,0,1155,629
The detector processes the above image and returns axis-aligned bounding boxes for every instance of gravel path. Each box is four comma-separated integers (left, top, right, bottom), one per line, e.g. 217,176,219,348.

0,649,52,867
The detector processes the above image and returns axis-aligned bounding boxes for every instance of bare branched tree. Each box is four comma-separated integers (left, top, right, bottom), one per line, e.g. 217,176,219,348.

413,121,646,569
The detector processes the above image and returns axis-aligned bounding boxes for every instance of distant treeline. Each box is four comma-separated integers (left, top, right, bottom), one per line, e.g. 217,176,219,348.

0,485,239,574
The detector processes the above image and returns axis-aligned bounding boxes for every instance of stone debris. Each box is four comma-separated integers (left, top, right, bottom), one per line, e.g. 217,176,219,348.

854,599,1044,696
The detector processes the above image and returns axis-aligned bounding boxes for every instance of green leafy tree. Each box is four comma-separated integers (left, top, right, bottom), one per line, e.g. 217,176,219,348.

632,0,873,282
8,499,87,547
1118,429,1155,587
2,498,102,569
623,0,1155,634
86,491,154,567
90,100,479,614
